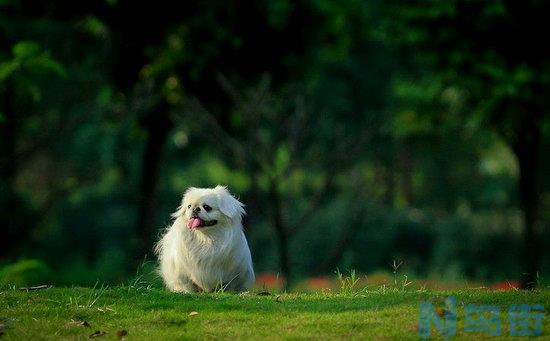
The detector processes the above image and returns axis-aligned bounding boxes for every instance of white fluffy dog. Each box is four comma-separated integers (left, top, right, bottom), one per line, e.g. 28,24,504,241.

155,186,255,292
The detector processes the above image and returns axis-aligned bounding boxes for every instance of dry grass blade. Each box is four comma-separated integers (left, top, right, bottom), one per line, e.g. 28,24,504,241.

67,319,90,328
116,330,128,340
19,285,52,291
89,330,106,338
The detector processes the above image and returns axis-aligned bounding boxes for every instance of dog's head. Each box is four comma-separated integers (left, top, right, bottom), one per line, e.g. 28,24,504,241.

172,185,245,230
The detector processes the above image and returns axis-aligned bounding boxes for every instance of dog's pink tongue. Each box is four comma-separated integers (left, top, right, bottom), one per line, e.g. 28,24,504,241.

187,218,202,229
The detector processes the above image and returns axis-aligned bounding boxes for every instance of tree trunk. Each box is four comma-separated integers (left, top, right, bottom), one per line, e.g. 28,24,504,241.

135,105,172,262
384,163,395,207
269,181,290,288
399,141,413,206
515,112,541,289
315,221,360,275
0,79,19,260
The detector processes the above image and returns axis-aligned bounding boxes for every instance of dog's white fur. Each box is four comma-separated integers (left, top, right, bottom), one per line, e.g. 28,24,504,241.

155,186,255,292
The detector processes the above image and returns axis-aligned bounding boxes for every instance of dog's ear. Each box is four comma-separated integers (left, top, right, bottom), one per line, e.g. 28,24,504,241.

171,187,197,218
171,204,186,218
215,185,245,222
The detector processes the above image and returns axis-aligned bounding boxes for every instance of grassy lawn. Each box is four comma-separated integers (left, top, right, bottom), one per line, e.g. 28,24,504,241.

0,286,548,340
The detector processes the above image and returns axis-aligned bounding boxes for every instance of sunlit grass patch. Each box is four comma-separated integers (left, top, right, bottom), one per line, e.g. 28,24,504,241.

1,286,548,340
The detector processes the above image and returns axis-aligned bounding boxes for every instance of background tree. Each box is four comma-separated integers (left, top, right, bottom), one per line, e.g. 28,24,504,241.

1,0,368,263
375,0,550,288
1,0,548,288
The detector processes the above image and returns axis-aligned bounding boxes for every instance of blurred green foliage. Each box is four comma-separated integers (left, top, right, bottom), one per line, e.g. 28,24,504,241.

0,259,53,287
0,0,548,287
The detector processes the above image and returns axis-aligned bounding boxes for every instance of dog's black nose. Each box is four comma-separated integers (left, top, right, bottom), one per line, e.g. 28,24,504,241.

193,207,201,213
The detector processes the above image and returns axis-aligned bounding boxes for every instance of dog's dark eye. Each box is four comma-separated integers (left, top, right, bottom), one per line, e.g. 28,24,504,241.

203,204,212,212
187,205,191,209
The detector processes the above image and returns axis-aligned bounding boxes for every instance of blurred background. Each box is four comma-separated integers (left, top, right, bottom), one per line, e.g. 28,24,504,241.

0,0,548,290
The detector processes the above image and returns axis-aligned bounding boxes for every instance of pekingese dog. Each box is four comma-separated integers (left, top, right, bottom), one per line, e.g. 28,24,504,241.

155,186,255,292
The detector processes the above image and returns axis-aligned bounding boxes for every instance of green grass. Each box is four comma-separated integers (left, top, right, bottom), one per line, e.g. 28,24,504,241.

0,286,548,340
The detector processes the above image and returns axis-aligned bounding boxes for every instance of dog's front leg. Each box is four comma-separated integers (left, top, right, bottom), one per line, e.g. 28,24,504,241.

168,275,199,293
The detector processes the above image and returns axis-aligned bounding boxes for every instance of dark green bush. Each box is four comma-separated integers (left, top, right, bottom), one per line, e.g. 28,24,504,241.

0,259,53,287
